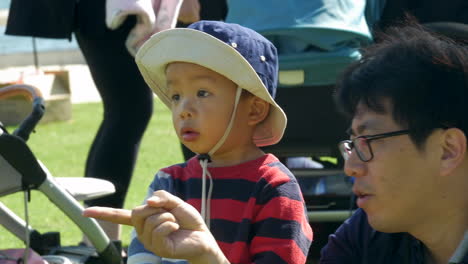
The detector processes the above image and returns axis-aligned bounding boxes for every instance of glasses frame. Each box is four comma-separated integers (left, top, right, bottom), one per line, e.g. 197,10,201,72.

338,129,411,162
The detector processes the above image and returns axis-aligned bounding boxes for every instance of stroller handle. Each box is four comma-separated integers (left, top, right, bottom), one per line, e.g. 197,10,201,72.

0,84,45,141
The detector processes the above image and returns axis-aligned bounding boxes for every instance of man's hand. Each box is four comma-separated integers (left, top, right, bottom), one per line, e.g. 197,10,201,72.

82,206,133,225
83,190,229,264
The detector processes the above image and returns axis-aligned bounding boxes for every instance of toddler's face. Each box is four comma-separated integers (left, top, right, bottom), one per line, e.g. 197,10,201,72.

165,62,239,154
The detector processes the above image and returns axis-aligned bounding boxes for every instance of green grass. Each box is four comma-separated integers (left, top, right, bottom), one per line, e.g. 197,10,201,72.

0,98,184,248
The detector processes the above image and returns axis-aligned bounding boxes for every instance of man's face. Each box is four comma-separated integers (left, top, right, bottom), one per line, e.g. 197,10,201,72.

345,100,441,233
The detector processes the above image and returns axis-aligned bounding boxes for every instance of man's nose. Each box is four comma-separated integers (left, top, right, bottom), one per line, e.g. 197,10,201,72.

343,151,366,178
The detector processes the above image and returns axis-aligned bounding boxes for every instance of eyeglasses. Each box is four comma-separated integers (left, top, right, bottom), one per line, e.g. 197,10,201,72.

338,129,410,162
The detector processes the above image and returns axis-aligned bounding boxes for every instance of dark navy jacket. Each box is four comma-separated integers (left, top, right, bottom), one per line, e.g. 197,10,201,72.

320,209,468,264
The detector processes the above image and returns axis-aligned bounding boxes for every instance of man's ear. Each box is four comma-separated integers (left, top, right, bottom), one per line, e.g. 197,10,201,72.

440,128,467,176
247,97,270,126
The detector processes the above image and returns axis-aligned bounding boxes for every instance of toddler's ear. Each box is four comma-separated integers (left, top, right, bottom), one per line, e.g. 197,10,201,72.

247,97,270,126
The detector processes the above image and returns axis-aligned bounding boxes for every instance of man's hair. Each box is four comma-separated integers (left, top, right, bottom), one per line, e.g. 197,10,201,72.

335,22,468,148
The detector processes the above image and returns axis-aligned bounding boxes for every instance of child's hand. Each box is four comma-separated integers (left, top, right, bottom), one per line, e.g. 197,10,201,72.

83,190,229,264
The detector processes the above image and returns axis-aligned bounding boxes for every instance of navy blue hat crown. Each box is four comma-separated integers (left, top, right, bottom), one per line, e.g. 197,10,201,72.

188,21,279,98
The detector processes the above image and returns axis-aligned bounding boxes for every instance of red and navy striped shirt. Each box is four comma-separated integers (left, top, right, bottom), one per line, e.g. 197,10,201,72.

128,154,313,264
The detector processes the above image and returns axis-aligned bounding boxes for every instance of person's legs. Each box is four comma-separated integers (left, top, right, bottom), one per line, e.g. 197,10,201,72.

74,0,153,241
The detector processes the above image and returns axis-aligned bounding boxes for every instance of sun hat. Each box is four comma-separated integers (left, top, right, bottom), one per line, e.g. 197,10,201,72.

135,20,287,147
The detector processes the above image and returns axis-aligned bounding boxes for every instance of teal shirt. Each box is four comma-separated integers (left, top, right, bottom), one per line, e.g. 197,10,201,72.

226,0,377,86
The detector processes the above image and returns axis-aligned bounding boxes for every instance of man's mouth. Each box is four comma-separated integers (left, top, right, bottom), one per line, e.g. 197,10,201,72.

353,189,374,208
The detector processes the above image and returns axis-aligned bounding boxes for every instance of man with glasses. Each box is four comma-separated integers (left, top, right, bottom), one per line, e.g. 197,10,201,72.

319,22,468,264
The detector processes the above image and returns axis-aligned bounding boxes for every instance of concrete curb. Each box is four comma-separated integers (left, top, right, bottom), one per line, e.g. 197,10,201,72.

0,64,100,104
0,49,86,69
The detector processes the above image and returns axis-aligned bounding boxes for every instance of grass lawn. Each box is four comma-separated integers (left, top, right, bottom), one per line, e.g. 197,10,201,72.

0,98,184,248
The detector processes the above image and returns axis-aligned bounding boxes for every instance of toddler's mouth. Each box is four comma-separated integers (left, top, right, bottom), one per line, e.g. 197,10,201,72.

181,128,199,142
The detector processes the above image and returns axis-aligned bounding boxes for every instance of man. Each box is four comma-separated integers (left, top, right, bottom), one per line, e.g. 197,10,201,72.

320,22,468,264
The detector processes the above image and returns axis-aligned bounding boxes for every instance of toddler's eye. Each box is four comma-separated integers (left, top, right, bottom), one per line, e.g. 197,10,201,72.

197,90,210,97
171,94,180,102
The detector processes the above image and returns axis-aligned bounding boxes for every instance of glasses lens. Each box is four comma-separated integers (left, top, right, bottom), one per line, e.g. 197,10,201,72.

339,141,352,160
354,137,371,161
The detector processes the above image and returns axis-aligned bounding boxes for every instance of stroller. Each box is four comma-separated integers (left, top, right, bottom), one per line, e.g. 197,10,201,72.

0,84,123,264
223,0,388,261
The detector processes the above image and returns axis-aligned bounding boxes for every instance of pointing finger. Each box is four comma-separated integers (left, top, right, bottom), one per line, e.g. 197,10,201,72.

83,207,132,226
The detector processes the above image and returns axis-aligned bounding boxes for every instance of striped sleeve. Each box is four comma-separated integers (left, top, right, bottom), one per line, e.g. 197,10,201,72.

127,169,188,264
127,229,162,264
250,163,313,264
127,175,161,264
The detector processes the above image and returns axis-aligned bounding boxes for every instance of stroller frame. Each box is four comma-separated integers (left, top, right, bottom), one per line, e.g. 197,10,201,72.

0,84,123,264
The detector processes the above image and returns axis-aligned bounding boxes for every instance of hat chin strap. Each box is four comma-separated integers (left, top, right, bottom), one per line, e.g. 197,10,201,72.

198,86,243,229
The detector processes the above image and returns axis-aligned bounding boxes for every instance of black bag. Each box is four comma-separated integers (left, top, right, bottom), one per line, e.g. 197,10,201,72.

6,0,76,39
